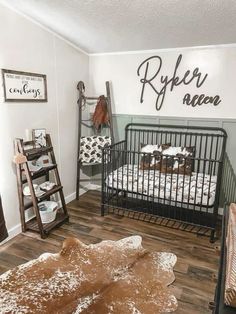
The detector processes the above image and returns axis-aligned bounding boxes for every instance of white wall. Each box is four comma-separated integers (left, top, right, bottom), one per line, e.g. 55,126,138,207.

89,47,236,119
0,4,89,239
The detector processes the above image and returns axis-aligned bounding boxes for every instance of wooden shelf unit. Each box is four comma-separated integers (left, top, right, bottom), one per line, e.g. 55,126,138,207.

14,134,69,239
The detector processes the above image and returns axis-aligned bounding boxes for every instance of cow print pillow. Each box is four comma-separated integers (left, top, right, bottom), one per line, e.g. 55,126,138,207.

80,136,111,164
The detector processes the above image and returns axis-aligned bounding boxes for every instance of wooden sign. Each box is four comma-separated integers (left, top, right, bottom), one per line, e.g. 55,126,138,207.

2,69,47,102
137,54,221,111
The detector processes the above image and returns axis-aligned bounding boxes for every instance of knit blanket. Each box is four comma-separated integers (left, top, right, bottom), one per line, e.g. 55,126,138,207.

0,236,177,313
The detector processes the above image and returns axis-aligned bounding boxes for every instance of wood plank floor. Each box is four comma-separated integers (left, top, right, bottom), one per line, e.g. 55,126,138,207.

0,190,220,313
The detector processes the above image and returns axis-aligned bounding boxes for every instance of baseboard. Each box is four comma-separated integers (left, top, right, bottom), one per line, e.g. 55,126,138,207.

58,183,97,207
87,183,101,191
4,185,219,245
0,223,22,245
65,191,76,203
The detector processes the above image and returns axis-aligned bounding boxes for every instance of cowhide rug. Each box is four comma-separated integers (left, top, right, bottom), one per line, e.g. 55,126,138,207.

0,236,178,313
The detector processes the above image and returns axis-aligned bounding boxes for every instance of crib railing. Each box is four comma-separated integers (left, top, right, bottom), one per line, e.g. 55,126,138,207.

125,123,227,162
214,156,236,313
101,124,228,241
220,152,236,204
102,143,222,239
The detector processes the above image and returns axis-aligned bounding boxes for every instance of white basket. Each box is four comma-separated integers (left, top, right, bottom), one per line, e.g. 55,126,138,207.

39,201,58,224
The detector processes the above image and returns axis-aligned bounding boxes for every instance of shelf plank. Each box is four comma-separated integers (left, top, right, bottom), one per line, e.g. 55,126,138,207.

22,165,57,183
23,185,63,210
24,146,53,160
26,211,69,234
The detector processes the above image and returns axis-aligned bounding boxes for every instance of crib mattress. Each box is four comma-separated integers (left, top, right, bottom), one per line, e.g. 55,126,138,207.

106,164,217,207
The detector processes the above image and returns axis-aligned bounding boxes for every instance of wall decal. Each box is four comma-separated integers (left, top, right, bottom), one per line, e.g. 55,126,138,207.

183,93,221,107
2,69,47,102
137,54,221,110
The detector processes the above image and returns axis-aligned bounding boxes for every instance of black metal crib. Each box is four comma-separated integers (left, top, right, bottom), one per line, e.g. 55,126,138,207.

101,123,227,242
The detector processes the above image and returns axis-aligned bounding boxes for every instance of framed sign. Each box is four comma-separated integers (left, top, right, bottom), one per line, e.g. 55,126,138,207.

1,69,47,102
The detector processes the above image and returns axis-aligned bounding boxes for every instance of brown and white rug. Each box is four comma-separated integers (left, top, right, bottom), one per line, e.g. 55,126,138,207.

0,236,177,313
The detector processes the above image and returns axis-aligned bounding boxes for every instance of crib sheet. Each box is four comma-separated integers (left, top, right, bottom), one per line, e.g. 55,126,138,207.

106,164,217,207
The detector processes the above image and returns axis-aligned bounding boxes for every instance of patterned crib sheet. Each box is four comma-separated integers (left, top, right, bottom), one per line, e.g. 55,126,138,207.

106,164,217,207
80,136,111,164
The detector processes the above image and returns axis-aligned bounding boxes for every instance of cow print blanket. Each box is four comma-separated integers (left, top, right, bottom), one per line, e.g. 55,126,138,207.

79,136,111,164
0,236,177,313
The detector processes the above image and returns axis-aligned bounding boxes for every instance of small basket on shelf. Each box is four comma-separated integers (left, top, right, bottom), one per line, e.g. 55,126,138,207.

38,201,58,224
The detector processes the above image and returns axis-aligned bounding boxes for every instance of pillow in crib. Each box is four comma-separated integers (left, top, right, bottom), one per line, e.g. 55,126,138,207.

225,203,236,308
160,146,195,176
140,143,170,170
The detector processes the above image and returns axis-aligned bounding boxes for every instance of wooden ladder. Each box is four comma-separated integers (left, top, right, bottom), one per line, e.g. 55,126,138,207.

76,81,114,199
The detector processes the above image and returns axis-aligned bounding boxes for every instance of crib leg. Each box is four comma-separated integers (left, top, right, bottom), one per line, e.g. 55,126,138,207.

101,204,105,216
210,230,215,243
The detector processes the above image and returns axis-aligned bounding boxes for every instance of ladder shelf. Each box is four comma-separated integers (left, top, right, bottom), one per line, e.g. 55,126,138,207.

14,134,69,239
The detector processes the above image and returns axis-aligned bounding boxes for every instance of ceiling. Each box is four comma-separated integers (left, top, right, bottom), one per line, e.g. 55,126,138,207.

1,0,236,54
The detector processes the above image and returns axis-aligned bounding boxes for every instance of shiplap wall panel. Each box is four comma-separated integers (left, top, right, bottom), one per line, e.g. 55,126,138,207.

132,116,157,125
113,115,236,170
222,120,236,171
113,115,132,142
88,115,236,186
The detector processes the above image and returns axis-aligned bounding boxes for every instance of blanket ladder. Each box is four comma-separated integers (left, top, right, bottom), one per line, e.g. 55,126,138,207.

76,81,114,199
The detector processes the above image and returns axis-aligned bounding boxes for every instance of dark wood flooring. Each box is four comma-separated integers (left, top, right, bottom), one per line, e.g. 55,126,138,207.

0,190,220,314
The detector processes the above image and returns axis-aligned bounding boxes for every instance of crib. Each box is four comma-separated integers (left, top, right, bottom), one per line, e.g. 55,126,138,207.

101,123,227,242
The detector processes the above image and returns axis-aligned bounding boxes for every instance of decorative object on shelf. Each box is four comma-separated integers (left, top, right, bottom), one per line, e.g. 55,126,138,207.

27,155,55,173
27,160,42,172
23,142,36,150
2,69,47,102
38,201,58,224
14,134,69,238
13,153,27,165
36,155,54,167
25,129,32,141
0,236,178,313
76,80,114,199
32,128,47,147
39,181,56,192
23,184,45,198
